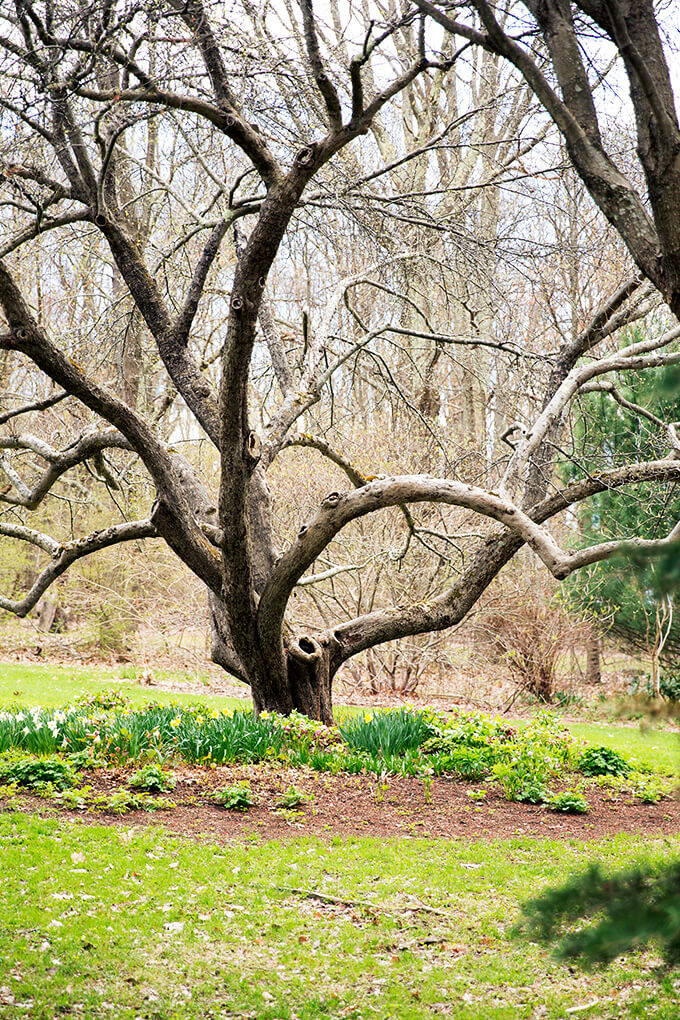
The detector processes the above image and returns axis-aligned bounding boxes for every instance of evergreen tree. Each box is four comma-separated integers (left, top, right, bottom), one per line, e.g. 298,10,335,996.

565,357,680,686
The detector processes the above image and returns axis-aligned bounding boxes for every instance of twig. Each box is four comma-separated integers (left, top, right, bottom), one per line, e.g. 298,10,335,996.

273,885,452,917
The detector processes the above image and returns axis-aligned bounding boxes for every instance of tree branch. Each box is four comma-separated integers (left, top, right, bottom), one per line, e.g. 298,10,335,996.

0,520,157,617
172,218,229,346
0,390,68,425
298,0,343,131
0,428,131,509
0,261,223,595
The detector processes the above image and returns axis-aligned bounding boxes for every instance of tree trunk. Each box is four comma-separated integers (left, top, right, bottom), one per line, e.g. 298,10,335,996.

584,632,601,685
286,636,334,724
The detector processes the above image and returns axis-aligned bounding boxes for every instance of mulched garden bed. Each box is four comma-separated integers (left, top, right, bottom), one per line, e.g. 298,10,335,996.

4,763,679,842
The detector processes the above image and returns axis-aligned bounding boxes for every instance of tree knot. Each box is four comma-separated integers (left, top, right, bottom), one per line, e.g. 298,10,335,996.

295,144,316,166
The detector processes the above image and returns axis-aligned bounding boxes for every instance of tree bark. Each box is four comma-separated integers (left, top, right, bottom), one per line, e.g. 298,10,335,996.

584,632,602,685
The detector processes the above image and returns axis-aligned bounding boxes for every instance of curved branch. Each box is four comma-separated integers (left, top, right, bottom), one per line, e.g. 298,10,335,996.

256,474,584,667
172,0,283,187
504,322,680,497
0,520,157,617
0,210,92,259
0,521,60,556
0,261,223,595
280,434,368,487
0,428,130,509
326,457,680,670
0,390,68,425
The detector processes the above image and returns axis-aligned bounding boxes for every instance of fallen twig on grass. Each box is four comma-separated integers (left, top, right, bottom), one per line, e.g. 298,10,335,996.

272,885,453,918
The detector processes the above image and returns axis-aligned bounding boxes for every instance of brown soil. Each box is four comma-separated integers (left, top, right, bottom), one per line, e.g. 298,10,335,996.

7,764,680,843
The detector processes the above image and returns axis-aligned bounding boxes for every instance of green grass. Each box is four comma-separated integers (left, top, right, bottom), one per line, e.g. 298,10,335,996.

569,722,680,776
0,662,245,711
1,814,679,1018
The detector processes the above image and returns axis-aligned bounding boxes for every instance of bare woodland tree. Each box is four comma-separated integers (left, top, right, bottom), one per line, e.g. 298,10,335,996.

1,0,680,721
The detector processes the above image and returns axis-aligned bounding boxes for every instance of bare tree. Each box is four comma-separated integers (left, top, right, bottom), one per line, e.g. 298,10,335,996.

1,0,680,722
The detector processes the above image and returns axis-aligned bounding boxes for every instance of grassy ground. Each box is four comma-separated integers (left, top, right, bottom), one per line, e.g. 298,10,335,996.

1,664,680,1016
1,813,679,1020
569,722,679,775
0,662,245,711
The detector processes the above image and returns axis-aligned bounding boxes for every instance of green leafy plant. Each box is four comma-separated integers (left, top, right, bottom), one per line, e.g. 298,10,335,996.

341,752,368,775
448,746,495,780
338,709,432,757
492,750,550,802
467,788,487,802
212,783,255,811
369,749,423,777
515,780,548,804
658,671,680,702
547,790,589,813
275,786,310,809
422,774,432,804
128,763,176,793
307,747,341,772
91,789,174,814
554,690,584,708
67,749,107,769
578,746,631,777
0,752,80,791
630,778,667,804
73,689,132,712
54,786,93,810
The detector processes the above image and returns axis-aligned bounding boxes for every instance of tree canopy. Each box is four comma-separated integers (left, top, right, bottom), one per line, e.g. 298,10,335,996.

1,0,680,719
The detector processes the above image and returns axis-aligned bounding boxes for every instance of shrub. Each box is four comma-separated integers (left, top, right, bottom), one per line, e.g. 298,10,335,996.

470,591,580,702
338,709,432,757
578,746,630,777
212,783,255,810
72,689,132,711
128,763,176,793
0,752,80,791
307,748,342,772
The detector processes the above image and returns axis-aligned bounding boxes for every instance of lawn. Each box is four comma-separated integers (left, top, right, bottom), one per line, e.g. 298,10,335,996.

1,663,680,1017
1,813,679,1019
0,662,245,712
569,722,680,776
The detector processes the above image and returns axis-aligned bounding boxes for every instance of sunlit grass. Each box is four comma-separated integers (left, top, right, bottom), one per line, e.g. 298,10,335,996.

1,814,679,1019
0,662,246,711
569,722,680,776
